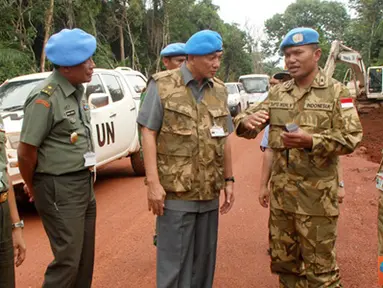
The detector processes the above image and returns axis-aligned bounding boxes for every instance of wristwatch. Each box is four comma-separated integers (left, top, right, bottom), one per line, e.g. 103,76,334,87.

225,176,235,183
12,220,24,229
339,181,345,188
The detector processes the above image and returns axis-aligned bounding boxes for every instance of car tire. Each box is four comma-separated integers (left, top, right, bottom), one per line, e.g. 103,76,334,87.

131,149,146,176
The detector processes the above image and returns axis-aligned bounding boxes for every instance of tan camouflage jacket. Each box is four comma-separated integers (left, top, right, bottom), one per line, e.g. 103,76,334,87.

234,69,363,216
153,69,229,201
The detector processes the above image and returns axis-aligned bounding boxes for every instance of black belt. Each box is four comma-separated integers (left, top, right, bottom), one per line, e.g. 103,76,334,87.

36,169,91,177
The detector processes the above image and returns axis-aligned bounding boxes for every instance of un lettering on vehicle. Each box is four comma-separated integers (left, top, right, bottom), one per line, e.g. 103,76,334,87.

96,121,115,147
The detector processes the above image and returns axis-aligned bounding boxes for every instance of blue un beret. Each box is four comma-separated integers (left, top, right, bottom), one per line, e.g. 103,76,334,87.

280,27,319,51
160,43,186,57
185,30,223,56
45,28,97,66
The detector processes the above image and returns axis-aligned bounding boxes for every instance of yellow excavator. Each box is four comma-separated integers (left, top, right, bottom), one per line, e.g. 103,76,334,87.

324,40,383,100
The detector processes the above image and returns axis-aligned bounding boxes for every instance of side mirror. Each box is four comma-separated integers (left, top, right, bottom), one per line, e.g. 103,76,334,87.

88,93,110,109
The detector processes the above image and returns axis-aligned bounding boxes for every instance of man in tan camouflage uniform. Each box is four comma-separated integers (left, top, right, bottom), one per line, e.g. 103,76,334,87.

234,27,363,287
138,30,235,288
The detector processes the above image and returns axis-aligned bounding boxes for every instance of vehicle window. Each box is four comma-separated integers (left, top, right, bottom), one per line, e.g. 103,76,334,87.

225,84,237,94
240,78,269,93
124,74,146,94
369,68,382,93
237,84,244,92
102,74,124,102
85,75,105,99
0,79,44,111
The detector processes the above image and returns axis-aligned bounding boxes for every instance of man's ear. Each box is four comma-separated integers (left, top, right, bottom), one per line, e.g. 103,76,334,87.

162,57,169,69
314,48,322,63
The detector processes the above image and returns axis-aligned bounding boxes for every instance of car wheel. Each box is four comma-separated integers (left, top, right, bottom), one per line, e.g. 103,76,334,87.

131,149,146,176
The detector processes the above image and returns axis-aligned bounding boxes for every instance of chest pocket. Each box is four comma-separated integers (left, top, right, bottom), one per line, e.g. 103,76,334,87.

161,101,194,136
207,106,229,135
297,102,334,132
57,108,81,134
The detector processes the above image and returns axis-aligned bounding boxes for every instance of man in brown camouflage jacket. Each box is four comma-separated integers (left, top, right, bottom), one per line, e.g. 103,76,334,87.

234,27,363,287
138,30,235,288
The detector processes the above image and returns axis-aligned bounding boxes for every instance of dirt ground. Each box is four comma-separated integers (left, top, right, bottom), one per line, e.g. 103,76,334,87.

15,120,382,287
358,104,383,163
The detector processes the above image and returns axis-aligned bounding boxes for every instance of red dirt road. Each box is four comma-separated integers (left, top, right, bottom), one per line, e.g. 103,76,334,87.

16,134,380,288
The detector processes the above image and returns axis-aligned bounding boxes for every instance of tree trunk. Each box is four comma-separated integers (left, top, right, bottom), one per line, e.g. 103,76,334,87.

66,0,75,28
40,0,54,72
156,0,169,72
120,0,127,66
119,25,125,65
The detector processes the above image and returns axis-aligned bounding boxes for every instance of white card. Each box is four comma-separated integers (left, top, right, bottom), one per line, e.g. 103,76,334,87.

377,173,383,191
84,152,96,167
210,125,226,138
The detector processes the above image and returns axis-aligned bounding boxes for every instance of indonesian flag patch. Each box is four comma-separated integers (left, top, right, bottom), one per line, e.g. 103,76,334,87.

340,98,354,108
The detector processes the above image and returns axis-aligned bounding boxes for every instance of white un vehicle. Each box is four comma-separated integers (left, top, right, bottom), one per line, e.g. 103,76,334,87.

0,68,146,201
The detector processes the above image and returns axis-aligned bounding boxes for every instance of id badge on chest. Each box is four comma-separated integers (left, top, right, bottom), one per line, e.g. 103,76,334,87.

377,173,383,192
210,124,226,138
84,152,96,167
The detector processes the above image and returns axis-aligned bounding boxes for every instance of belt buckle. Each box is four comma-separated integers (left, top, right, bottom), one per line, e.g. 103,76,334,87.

0,192,8,203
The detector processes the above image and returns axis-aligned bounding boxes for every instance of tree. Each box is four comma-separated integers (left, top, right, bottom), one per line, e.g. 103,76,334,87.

346,0,383,66
262,0,350,58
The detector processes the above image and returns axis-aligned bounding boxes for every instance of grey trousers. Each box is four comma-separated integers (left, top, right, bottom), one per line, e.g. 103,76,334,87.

33,170,96,288
0,200,15,288
156,208,219,288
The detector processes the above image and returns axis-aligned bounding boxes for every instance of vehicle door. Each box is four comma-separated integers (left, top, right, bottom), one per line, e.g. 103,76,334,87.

123,73,147,109
86,73,116,164
99,72,136,157
237,83,248,109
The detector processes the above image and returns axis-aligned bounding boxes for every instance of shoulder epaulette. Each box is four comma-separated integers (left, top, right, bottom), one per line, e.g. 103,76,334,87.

212,77,225,86
151,70,174,81
41,83,58,97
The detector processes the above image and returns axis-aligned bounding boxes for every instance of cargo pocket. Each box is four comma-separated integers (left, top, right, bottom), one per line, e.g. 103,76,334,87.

314,218,338,274
157,151,193,193
214,145,225,191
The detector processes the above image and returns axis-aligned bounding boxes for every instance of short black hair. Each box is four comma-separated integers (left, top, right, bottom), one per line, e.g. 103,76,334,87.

311,43,320,51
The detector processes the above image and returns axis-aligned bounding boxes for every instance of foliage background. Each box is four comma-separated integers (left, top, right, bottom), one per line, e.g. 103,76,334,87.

0,0,381,83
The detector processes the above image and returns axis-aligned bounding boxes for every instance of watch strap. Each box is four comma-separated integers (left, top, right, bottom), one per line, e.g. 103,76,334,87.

225,176,235,183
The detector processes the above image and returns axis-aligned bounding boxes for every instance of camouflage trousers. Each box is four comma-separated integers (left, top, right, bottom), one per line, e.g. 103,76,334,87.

269,208,342,288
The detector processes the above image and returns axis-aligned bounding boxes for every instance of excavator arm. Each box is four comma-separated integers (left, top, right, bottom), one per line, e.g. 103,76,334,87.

324,40,366,98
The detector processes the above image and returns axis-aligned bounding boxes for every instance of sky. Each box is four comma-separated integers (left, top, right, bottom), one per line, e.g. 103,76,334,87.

212,0,350,35
212,0,350,65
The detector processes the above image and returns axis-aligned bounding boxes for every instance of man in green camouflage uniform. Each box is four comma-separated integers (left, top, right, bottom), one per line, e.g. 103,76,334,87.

0,116,26,287
18,28,97,288
138,30,235,288
234,27,363,287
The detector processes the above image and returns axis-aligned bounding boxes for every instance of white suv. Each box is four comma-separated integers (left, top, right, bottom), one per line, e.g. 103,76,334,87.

0,68,146,201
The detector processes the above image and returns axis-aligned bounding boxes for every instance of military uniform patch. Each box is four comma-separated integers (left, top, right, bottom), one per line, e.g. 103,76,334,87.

35,99,51,108
292,33,304,43
270,101,294,109
41,83,57,97
304,102,333,111
65,109,76,117
340,98,353,108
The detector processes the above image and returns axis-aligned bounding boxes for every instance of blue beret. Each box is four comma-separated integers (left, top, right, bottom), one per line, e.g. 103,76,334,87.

185,30,223,56
160,43,186,57
45,28,97,66
280,27,319,51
